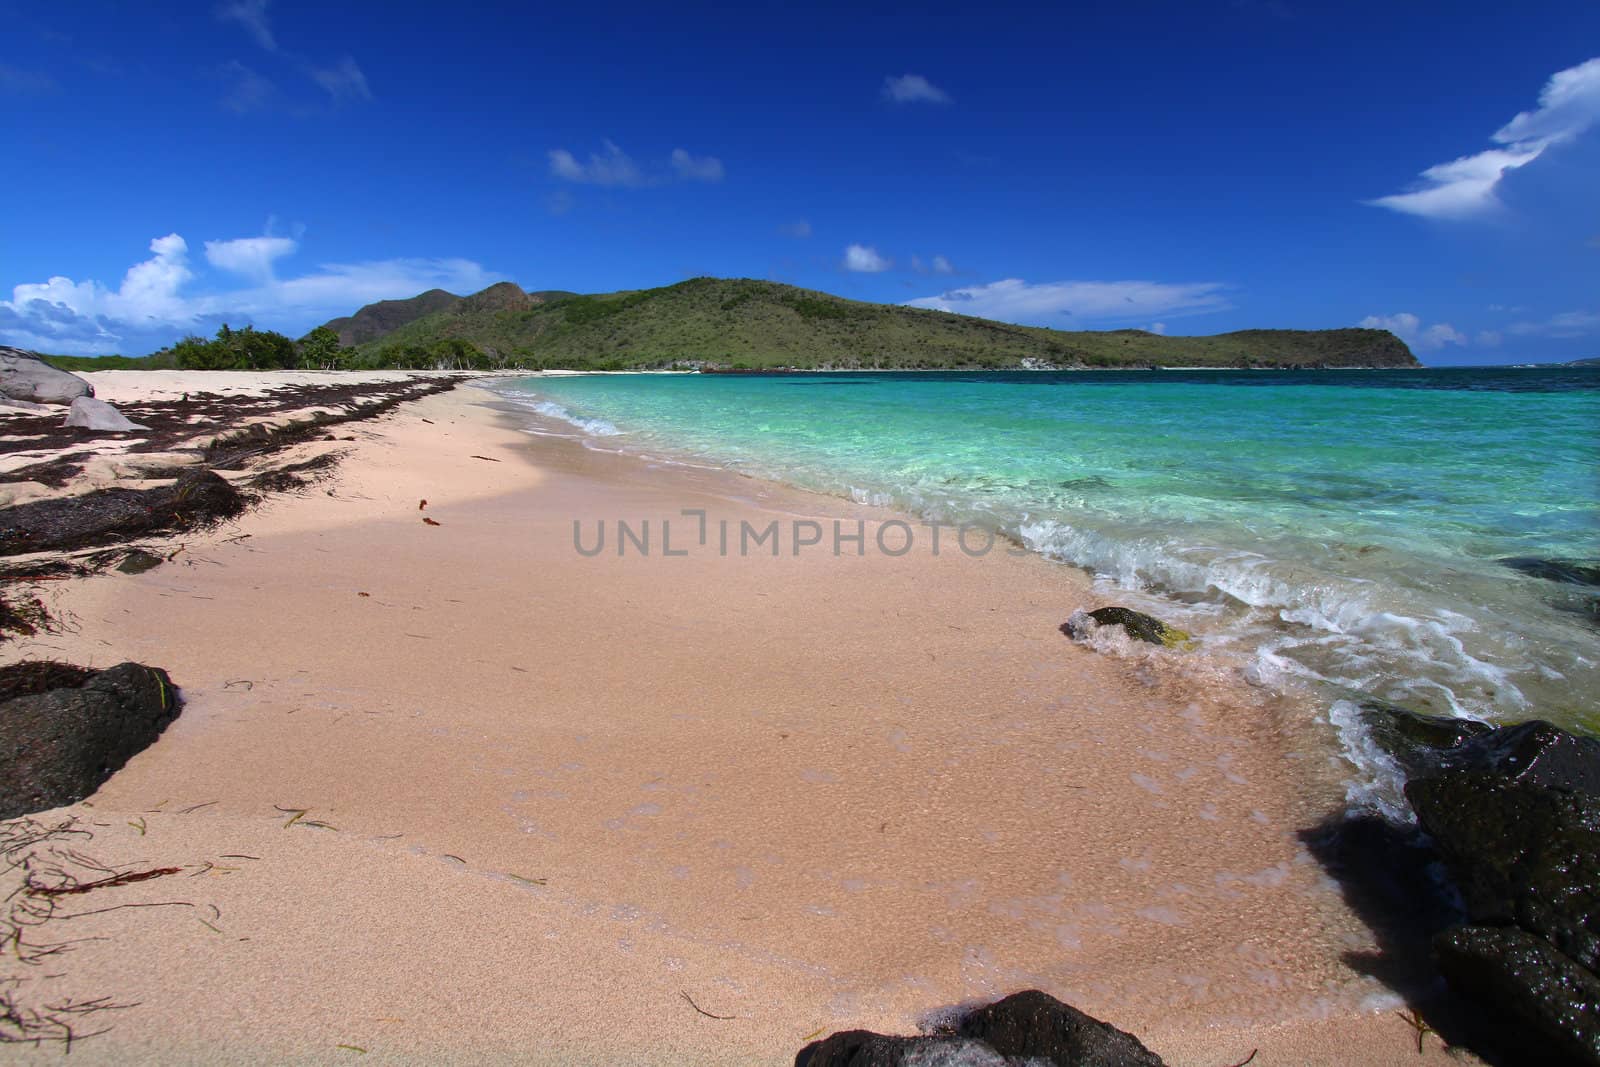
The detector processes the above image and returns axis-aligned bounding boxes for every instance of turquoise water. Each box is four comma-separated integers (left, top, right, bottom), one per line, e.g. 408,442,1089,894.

495,369,1600,746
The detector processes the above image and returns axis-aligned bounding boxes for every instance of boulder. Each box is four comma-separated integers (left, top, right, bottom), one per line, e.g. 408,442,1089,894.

0,397,56,414
1063,606,1191,649
796,990,1164,1067
1430,720,1600,794
1406,769,1600,973
1356,698,1493,778
1435,925,1600,1066
1501,557,1600,588
0,346,93,404
63,395,146,432
0,662,180,819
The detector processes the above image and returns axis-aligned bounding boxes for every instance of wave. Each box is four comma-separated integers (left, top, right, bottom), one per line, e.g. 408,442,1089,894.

492,388,625,437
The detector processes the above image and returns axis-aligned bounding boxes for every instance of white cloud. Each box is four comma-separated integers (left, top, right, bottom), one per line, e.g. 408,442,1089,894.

311,56,372,103
931,254,954,274
219,60,275,113
1147,322,1168,335
844,244,891,272
216,1,373,107
1369,56,1600,219
1358,312,1467,351
908,278,1230,324
204,235,298,281
882,73,950,104
778,219,812,239
1506,310,1600,338
548,141,646,187
217,0,276,52
549,142,726,187
670,148,724,182
0,232,499,355
0,63,57,94
911,254,956,275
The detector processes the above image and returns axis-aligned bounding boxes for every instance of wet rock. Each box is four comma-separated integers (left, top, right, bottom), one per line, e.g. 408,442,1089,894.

1063,606,1191,649
63,395,146,432
0,662,180,820
1431,720,1600,794
1502,557,1600,588
796,990,1164,1067
115,549,165,574
1406,767,1600,973
0,346,93,405
1356,698,1492,778
1435,925,1600,1066
0,468,245,556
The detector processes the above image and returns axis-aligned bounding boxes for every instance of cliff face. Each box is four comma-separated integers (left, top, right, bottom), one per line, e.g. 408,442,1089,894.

321,277,1422,370
324,288,463,346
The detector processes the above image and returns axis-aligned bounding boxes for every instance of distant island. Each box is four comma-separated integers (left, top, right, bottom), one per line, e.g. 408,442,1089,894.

322,277,1419,371
38,277,1421,372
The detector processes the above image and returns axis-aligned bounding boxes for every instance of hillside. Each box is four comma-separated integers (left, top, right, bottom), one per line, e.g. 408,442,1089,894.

329,277,1419,370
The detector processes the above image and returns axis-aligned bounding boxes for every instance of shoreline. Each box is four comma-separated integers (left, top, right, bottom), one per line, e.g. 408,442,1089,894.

2,375,1464,1063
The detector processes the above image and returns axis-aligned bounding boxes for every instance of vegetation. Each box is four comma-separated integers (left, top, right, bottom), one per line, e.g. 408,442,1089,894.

337,276,1419,370
40,351,179,371
168,324,298,370
36,277,1422,373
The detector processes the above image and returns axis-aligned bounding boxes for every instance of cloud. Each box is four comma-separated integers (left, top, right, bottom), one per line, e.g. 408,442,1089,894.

548,141,647,187
1477,330,1502,347
844,244,891,272
1506,310,1600,338
1368,56,1600,219
204,236,298,281
908,278,1231,324
912,254,956,275
882,73,950,104
1,232,499,355
0,63,57,94
219,60,276,113
548,142,726,187
311,56,371,103
1147,322,1168,335
216,0,373,107
670,148,724,182
1359,312,1467,351
217,0,276,52
778,220,812,239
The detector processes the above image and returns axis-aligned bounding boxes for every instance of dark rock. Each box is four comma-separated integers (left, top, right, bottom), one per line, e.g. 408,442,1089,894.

1435,925,1600,1066
1356,698,1492,778
0,346,93,405
0,468,246,556
957,991,1163,1066
1406,770,1600,973
796,990,1164,1067
116,549,165,574
1502,557,1600,588
0,662,180,819
0,660,93,702
1432,720,1600,795
1062,607,1191,649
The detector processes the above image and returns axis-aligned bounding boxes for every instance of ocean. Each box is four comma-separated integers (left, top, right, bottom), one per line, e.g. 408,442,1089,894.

494,367,1599,816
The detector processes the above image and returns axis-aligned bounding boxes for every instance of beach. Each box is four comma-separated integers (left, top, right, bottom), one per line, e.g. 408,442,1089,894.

2,373,1468,1064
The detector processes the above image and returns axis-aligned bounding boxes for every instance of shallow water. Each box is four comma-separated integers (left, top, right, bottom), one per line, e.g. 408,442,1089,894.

494,368,1600,809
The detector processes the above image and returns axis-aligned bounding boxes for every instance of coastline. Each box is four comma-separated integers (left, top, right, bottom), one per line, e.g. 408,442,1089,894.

1,375,1466,1063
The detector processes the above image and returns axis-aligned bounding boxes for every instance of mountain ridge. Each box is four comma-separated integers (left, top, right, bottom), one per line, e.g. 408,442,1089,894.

321,277,1420,370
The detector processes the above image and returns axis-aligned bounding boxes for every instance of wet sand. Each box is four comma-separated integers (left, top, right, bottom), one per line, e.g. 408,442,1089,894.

1,376,1465,1064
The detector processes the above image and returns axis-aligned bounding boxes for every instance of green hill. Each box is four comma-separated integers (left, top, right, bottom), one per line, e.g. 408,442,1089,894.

333,277,1418,370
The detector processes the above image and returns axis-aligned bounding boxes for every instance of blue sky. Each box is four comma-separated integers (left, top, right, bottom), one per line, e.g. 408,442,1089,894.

2,1,1597,364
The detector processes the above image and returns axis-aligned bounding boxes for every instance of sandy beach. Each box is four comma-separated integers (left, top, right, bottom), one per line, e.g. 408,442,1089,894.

1,373,1468,1064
